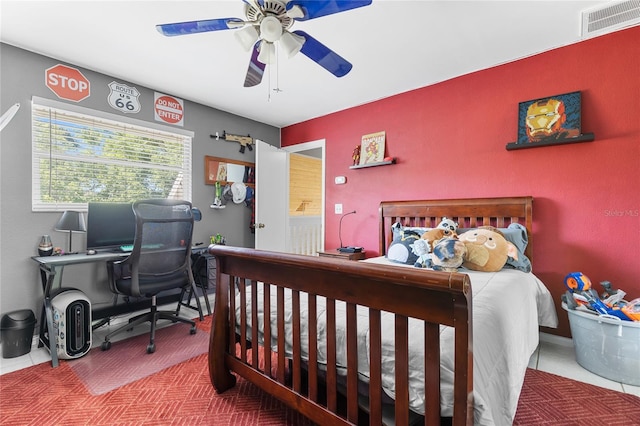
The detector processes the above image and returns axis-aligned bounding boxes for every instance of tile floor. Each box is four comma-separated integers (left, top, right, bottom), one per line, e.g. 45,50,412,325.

528,332,639,396
2,296,639,399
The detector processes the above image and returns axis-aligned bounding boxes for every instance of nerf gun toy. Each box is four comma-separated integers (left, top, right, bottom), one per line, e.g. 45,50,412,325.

600,280,640,321
563,272,633,321
620,298,640,321
599,280,627,308
211,131,254,153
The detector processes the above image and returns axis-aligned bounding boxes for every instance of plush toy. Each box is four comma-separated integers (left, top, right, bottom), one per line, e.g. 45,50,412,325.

437,217,459,232
387,229,421,265
458,226,518,272
431,238,467,272
421,228,457,251
411,238,432,268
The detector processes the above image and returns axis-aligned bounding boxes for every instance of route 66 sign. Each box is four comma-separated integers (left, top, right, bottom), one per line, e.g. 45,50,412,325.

107,81,141,114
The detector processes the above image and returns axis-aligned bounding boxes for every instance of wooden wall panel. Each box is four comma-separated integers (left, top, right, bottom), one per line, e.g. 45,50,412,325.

289,154,321,216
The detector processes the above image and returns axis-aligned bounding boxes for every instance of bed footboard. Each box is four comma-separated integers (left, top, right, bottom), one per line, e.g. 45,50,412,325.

208,245,473,426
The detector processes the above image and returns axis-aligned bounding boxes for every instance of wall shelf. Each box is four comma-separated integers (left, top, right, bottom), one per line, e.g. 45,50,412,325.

506,133,595,151
349,158,396,169
204,155,254,187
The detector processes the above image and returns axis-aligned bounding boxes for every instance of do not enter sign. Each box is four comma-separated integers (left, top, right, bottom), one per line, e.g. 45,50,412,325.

46,64,90,102
154,93,184,126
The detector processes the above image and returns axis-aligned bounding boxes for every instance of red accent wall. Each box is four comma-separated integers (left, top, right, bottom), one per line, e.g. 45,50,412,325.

282,26,640,337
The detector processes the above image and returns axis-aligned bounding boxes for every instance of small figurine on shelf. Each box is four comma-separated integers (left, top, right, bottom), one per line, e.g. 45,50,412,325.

210,233,226,245
352,145,361,166
210,181,226,209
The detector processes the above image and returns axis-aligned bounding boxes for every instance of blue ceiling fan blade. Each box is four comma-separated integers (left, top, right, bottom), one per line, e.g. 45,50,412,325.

287,0,372,21
293,30,352,77
156,18,244,36
244,42,266,87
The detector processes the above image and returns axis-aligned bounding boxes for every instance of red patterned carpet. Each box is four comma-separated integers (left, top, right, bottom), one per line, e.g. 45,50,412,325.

513,368,640,425
1,315,638,425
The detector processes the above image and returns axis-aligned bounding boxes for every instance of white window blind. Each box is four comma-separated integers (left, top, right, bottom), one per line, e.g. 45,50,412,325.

32,97,193,212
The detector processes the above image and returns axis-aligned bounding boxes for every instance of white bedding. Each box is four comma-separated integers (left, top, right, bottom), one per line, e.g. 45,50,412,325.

235,257,557,425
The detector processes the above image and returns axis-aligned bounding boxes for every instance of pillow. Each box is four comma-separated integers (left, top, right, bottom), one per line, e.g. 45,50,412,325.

391,222,431,242
457,223,531,272
387,228,422,265
503,223,532,272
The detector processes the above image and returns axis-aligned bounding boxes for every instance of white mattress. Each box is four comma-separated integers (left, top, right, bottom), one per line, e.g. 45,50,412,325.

235,257,558,425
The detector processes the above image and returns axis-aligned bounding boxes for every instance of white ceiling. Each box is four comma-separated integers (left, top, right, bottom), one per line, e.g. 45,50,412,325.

1,0,615,128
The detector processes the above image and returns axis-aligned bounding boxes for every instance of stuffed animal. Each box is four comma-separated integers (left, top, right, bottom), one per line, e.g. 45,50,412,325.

431,238,467,272
458,226,518,272
387,229,421,265
421,228,457,251
437,217,459,232
411,238,432,268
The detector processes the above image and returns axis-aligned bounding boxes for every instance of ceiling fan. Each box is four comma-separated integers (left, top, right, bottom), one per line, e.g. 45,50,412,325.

156,0,372,87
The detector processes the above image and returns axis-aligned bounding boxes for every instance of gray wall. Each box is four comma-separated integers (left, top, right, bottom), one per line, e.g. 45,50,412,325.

0,43,279,328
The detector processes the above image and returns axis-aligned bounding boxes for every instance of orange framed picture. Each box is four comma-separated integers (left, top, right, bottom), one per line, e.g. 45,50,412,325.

359,131,386,165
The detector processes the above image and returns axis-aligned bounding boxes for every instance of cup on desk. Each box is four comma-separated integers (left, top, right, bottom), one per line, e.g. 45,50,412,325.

38,235,53,256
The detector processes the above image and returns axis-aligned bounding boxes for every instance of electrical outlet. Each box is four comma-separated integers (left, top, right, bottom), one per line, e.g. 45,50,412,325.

335,203,343,214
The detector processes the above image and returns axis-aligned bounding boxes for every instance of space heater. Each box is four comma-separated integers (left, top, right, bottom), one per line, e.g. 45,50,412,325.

49,288,92,359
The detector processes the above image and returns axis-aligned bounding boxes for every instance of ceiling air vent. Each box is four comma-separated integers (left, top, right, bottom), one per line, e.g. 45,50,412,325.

581,0,640,38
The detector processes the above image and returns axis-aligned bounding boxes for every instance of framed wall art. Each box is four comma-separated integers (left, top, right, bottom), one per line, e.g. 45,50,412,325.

359,131,386,165
507,91,594,150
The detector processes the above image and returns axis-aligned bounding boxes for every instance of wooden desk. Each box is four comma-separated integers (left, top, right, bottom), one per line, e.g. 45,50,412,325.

33,249,205,367
317,249,366,261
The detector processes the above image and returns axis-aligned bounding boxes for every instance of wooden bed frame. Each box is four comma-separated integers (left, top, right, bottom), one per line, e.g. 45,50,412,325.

208,196,533,426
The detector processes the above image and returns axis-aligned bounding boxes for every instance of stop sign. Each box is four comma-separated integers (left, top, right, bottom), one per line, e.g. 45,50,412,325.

45,64,90,102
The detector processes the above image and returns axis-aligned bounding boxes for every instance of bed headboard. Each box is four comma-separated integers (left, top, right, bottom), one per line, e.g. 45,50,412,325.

379,196,533,262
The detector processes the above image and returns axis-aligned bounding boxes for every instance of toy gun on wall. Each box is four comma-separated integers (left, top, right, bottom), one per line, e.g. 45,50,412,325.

211,131,254,153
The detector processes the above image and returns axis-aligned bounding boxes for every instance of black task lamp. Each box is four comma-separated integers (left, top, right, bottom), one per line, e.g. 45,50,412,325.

55,211,86,253
338,210,362,253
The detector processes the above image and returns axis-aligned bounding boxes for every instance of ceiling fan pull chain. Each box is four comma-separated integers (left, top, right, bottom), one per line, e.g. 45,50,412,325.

267,60,272,102
274,46,282,94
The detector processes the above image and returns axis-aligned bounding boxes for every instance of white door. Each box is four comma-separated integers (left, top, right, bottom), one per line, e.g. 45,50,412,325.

255,139,325,253
255,140,288,251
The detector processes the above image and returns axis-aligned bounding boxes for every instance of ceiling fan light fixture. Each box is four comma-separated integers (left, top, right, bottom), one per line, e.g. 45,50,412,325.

257,41,276,64
234,25,259,51
280,31,305,58
260,15,283,42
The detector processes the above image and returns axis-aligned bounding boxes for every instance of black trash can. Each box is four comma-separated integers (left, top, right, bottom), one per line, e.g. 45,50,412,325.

1,309,37,358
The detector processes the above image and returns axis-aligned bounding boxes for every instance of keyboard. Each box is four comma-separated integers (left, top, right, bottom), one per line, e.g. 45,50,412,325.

118,243,164,252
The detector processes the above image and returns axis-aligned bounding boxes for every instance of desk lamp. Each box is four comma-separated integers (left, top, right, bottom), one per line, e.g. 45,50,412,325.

55,211,86,253
338,210,361,253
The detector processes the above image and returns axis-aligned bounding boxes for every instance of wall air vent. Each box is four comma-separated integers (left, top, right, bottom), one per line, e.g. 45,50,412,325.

581,0,640,38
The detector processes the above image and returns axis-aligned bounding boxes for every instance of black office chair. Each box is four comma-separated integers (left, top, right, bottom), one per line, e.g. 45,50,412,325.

189,250,212,316
102,199,203,354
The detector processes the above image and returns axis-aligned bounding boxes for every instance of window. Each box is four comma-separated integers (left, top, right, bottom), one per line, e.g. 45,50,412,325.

32,97,193,212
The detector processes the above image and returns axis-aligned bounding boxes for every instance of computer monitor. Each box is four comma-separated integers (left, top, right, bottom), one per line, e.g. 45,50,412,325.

86,202,136,251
